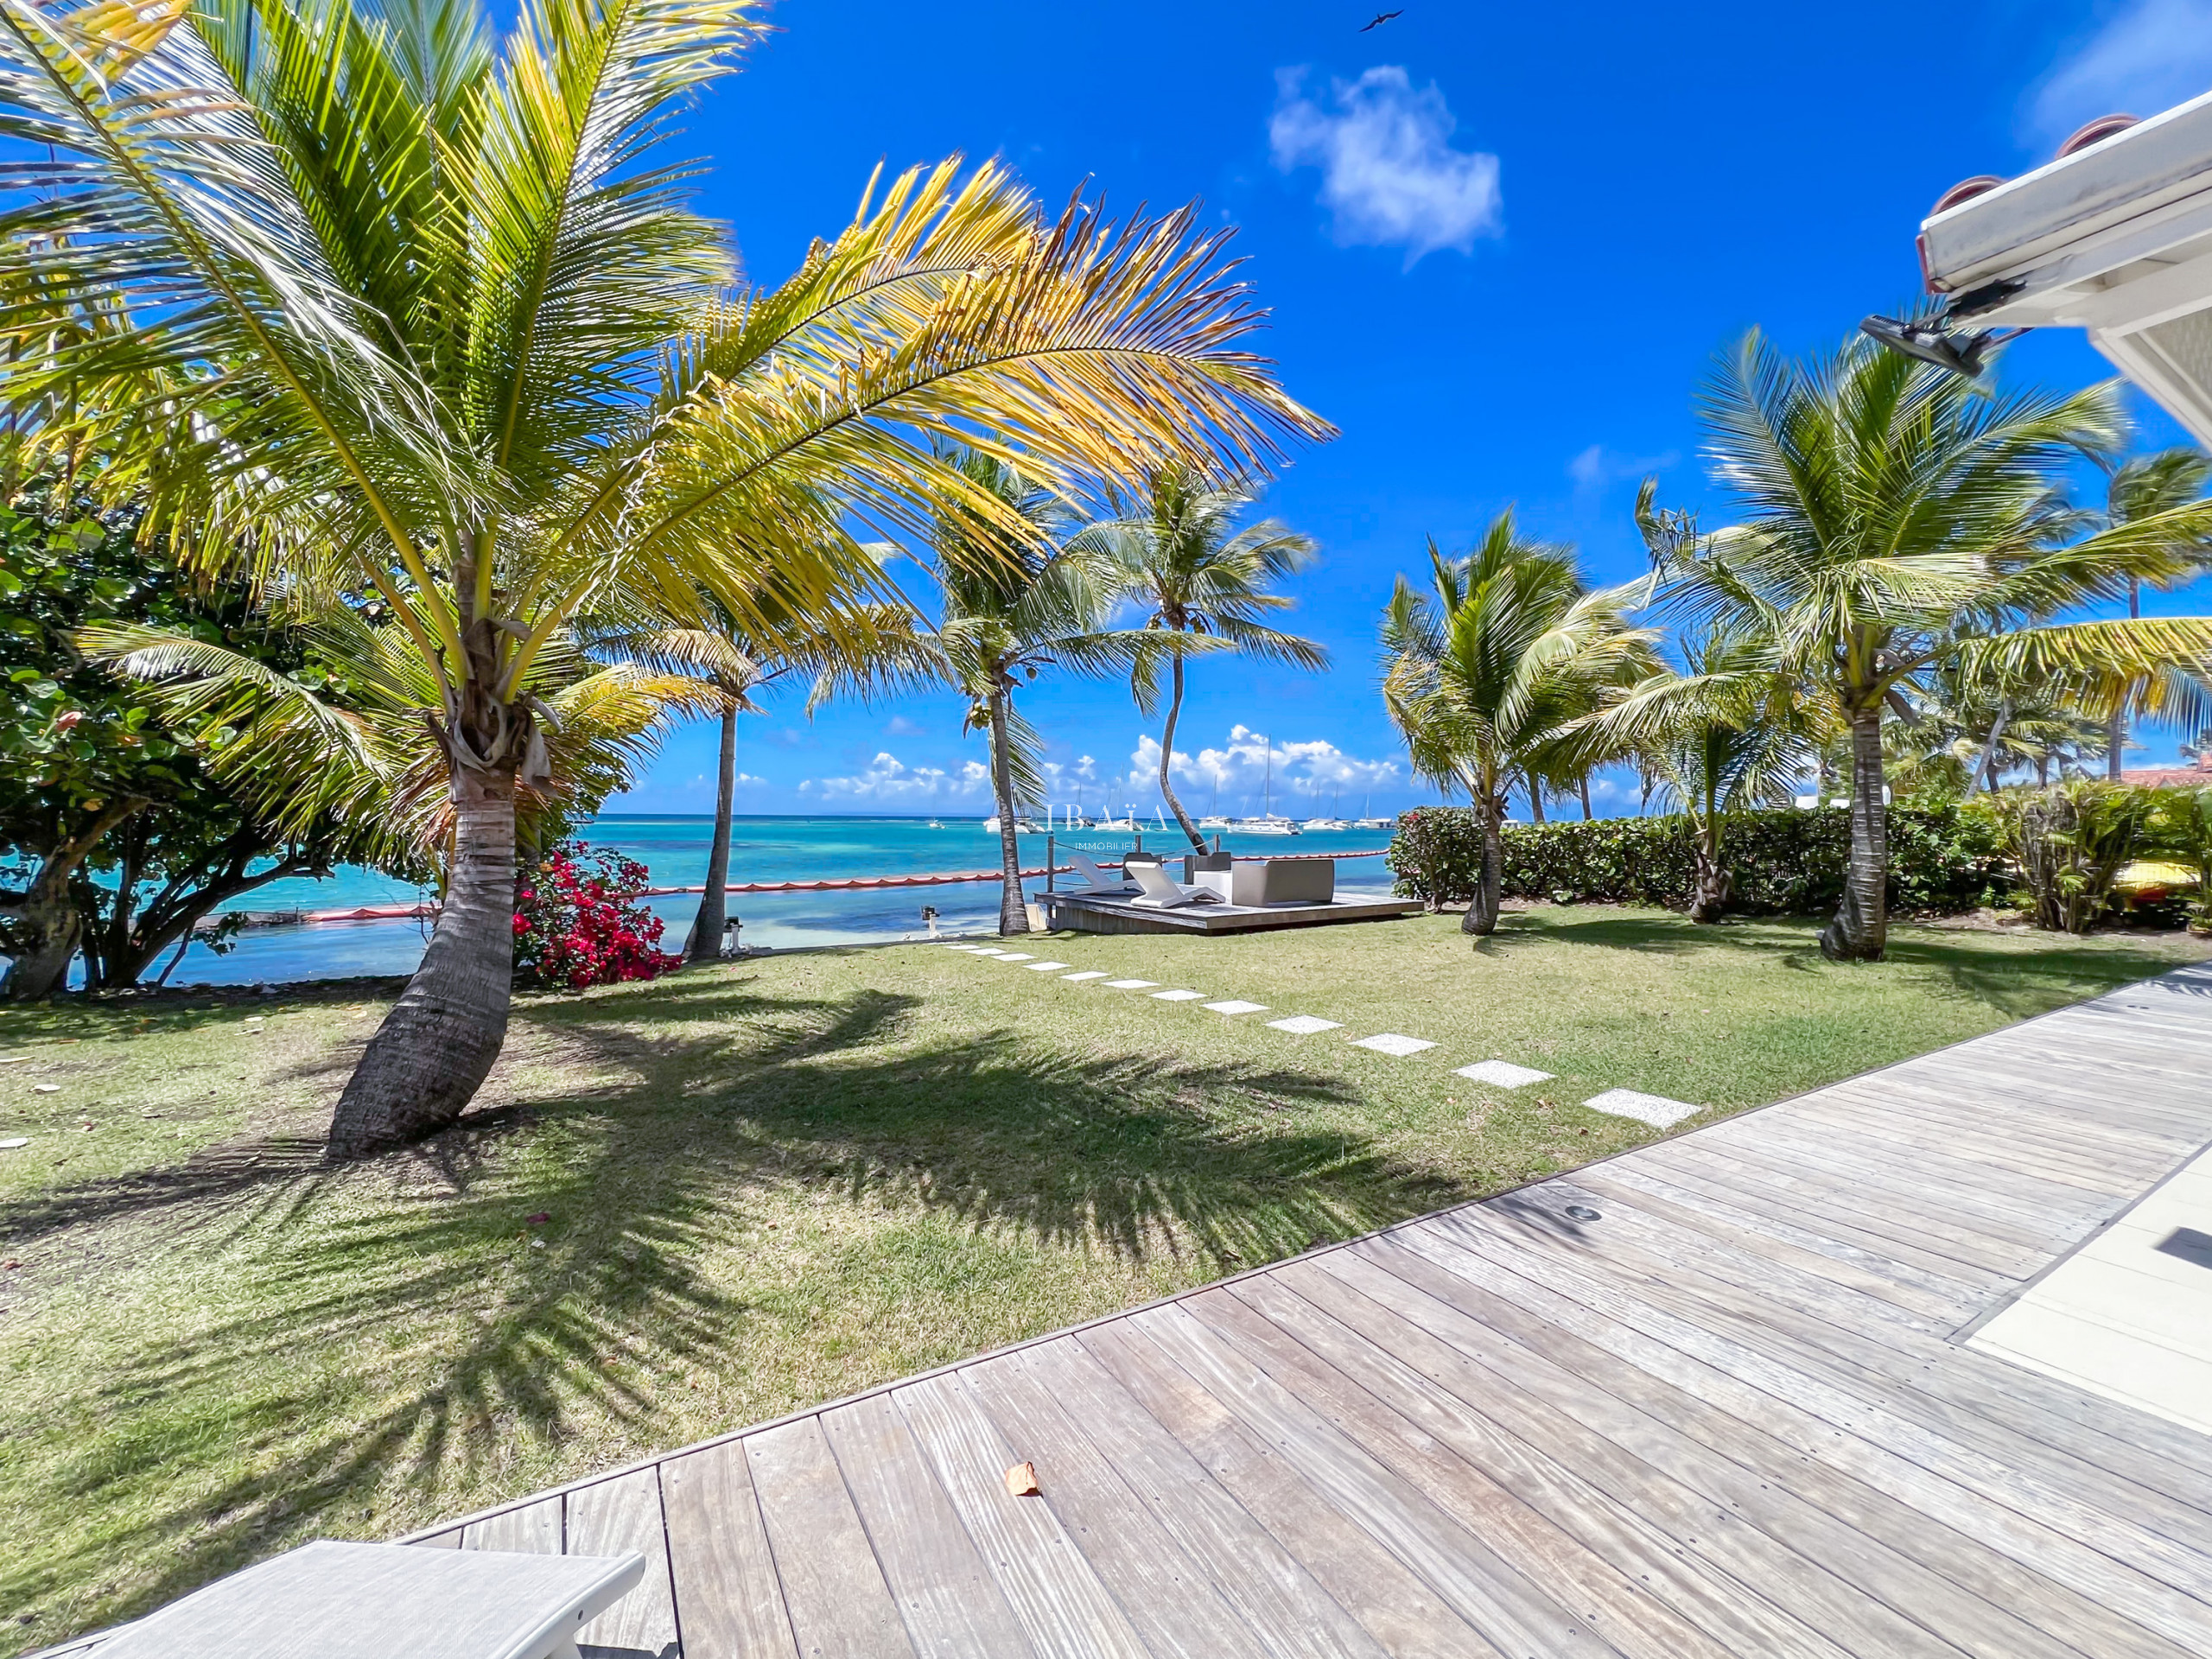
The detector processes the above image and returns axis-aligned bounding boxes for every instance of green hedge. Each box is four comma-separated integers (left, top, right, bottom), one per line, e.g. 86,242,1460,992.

1384,804,2014,915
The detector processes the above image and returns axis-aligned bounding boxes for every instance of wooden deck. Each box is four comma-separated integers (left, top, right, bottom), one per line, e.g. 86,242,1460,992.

393,963,2212,1654
1040,889,1423,934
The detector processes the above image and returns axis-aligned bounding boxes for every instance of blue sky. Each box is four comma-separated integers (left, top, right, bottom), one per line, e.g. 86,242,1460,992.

613,0,2212,819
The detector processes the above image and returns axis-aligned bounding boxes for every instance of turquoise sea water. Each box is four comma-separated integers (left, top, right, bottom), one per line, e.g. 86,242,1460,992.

132,814,1401,986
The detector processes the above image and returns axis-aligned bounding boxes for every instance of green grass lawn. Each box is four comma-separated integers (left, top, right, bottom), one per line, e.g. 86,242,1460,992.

1,906,2202,1650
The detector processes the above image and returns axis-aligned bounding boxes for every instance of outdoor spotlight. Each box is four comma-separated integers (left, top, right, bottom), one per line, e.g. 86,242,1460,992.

1564,1204,1602,1222
1859,313,2025,378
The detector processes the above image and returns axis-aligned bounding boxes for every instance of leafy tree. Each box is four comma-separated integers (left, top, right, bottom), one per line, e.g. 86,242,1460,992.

923,451,1158,935
1646,330,2212,962
1075,464,1325,849
0,487,356,997
1380,512,1657,935
2,0,1324,1154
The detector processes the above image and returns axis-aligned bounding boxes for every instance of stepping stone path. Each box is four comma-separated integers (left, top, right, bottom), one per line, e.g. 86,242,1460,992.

1585,1088,1702,1128
934,941,1691,1121
0,1137,28,1149
1353,1033,1437,1058
1455,1060,1554,1089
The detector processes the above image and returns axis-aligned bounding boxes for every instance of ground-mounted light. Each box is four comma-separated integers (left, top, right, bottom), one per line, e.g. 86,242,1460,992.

1564,1205,1602,1222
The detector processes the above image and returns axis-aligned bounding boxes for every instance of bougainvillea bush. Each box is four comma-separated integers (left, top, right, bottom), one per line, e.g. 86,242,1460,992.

513,841,681,989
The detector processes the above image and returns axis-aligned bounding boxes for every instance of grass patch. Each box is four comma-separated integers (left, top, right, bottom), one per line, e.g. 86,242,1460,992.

1,906,2200,1649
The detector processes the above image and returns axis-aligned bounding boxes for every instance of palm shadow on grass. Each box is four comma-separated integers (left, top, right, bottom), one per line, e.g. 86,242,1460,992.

7,971,1452,1643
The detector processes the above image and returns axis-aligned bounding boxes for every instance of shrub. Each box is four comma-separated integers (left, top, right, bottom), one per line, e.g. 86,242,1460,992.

513,841,681,989
1994,782,2159,935
1385,804,2013,916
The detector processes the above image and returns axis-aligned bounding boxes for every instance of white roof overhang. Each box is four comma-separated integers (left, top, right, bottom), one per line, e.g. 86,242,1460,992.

1920,90,2212,445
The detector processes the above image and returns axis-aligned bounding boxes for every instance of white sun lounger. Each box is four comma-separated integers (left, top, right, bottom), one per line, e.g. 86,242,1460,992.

1127,861,1222,909
72,1541,645,1659
1065,851,1140,894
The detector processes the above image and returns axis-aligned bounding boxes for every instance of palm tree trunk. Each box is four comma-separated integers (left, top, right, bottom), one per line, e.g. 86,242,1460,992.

1463,797,1504,935
2109,576,2140,781
1526,771,1546,824
988,686,1029,935
1579,775,1593,821
1820,704,1889,962
685,702,739,963
1159,651,1205,850
1688,814,1732,924
1980,698,2012,792
326,766,518,1158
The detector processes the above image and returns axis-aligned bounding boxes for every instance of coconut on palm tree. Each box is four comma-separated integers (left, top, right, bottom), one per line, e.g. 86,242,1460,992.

1076,464,1325,849
1380,512,1658,935
921,451,1158,934
1647,329,2212,962
1,0,1327,1154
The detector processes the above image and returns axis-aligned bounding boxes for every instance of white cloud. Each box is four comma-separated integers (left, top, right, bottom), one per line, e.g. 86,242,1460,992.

1121,724,1402,808
1567,443,1679,494
1269,66,1502,265
884,715,927,737
799,752,990,802
2028,0,2212,143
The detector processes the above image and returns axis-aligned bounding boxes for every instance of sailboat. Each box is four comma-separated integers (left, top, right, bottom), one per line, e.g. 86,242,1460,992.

1355,790,1395,831
1304,783,1351,832
1096,800,1141,831
1231,736,1299,834
1197,776,1230,831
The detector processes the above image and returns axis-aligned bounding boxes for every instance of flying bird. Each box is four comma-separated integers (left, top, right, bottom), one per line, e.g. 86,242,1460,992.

1360,9,1403,29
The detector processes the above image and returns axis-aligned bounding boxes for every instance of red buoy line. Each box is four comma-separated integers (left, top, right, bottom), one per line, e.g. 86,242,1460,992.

286,849,1392,923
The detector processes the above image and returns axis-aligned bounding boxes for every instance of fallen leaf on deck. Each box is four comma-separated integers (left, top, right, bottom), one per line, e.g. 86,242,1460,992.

1003,1461,1039,1497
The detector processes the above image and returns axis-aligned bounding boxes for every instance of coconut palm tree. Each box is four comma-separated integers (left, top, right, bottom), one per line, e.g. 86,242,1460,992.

1648,331,2212,962
2074,448,2212,778
1585,625,1827,921
922,451,1156,934
1379,512,1658,935
1075,465,1325,849
0,0,1327,1154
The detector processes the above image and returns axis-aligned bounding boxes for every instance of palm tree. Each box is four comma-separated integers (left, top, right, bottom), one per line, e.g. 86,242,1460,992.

1586,626,1826,921
1649,330,2212,962
2075,449,2212,778
1076,465,1325,849
1380,512,1658,935
923,451,1157,933
1,0,1327,1154
585,605,928,963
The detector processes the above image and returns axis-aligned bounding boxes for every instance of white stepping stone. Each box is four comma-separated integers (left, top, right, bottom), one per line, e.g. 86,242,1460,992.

1353,1033,1437,1058
944,944,986,951
0,1136,28,1149
1585,1088,1701,1128
1267,1015,1343,1035
1024,961,1071,972
1455,1060,1554,1089
1103,980,1157,990
33,1084,60,1093
1203,1001,1268,1016
995,952,1035,963
1151,989,1207,1002
968,949,1011,957
1061,971,1109,982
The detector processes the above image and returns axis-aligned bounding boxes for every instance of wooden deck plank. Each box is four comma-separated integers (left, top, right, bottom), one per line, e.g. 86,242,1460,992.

891,1370,1153,1659
817,1390,1036,1658
1076,1318,1504,1658
391,963,2212,1659
461,1492,562,1554
743,1419,917,1659
566,1467,679,1659
659,1440,798,1659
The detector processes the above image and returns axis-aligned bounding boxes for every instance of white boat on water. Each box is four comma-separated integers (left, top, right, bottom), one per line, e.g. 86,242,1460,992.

982,815,1044,834
1301,817,1351,831
1095,814,1141,832
1357,816,1395,830
1232,816,1300,836
1197,814,1231,830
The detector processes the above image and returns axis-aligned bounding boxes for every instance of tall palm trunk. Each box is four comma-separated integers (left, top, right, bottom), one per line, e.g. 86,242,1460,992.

685,703,739,963
1526,772,1546,824
1688,800,1732,924
1463,793,1505,935
328,763,518,1156
1820,704,1889,962
2108,577,2141,781
1579,775,1593,821
988,685,1029,934
1159,650,1205,850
